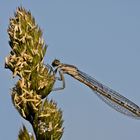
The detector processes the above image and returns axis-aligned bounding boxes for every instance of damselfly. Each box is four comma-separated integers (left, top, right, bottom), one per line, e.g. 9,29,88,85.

52,59,140,119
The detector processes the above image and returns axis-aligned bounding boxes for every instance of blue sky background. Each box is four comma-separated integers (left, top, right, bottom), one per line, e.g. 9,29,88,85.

1,1,140,140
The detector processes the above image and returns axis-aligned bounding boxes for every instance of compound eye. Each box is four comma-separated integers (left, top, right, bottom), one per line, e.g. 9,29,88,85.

52,59,60,67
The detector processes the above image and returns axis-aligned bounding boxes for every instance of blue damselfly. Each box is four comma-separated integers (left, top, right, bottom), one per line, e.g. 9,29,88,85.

52,59,140,119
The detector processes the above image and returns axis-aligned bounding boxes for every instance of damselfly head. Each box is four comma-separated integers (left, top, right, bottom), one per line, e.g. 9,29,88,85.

52,59,61,67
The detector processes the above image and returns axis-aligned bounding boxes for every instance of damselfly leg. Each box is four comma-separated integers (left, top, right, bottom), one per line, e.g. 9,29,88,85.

52,68,66,91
